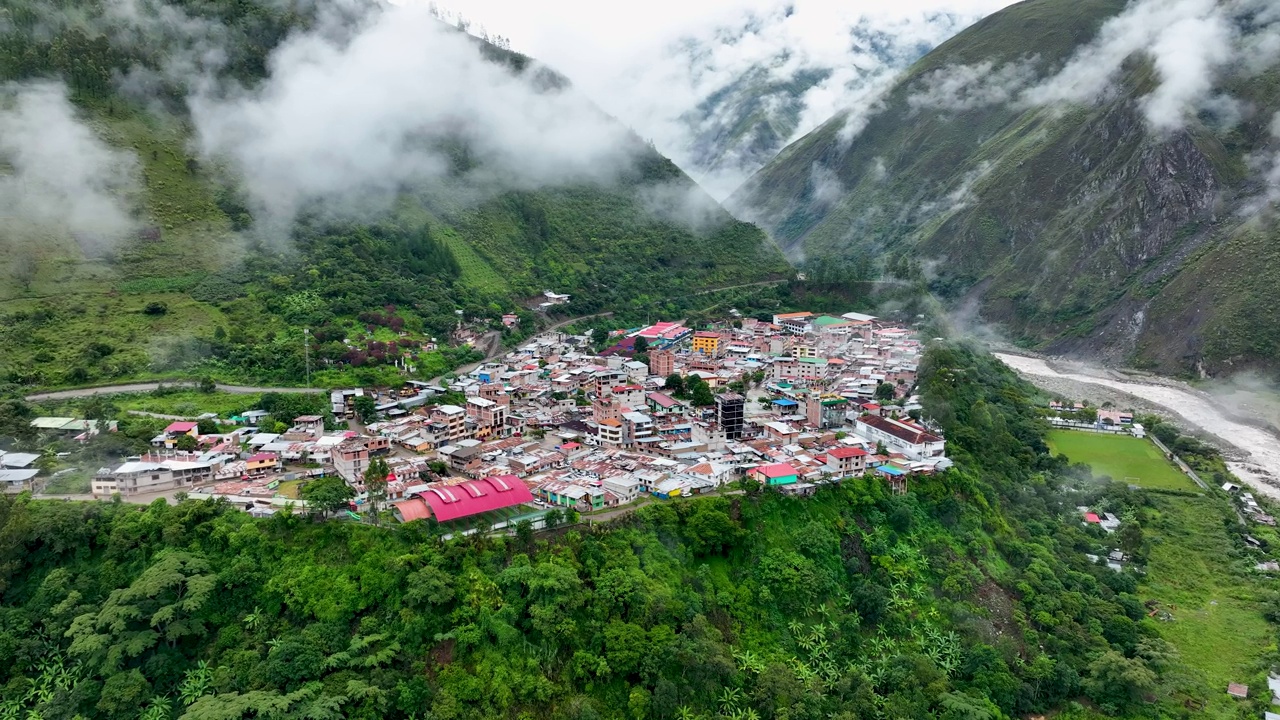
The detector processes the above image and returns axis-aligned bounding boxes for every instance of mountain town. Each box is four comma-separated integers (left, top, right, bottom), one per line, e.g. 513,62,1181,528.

67,311,945,534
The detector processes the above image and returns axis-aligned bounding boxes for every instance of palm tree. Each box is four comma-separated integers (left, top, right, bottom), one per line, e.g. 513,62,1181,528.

676,705,702,720
139,696,170,720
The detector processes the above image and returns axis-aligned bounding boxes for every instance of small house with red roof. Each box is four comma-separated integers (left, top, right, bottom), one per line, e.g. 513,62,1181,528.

825,445,869,477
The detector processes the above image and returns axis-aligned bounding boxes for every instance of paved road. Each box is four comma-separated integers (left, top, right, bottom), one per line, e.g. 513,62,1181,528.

26,382,323,402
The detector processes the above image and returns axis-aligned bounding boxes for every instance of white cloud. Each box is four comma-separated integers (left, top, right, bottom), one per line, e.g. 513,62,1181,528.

444,0,1020,198
188,3,640,235
0,82,139,253
1024,0,1280,133
907,59,1038,113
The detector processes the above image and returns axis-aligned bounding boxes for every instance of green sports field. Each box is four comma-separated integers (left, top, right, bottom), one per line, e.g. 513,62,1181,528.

1046,430,1198,491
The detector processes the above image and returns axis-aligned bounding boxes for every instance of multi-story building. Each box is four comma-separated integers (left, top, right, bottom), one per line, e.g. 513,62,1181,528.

716,393,745,440
467,397,508,433
598,418,624,447
621,412,654,448
431,405,467,442
333,440,370,484
649,349,674,378
691,331,722,357
593,397,620,425
824,446,868,477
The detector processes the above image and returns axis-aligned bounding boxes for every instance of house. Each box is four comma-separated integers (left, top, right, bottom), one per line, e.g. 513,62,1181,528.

92,454,226,496
751,462,798,486
1227,683,1248,699
0,469,39,494
332,440,370,484
158,421,199,448
245,452,280,476
825,446,868,477
598,418,624,447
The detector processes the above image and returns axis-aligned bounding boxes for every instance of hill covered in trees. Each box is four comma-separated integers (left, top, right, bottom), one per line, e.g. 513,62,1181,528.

0,0,789,389
1,342,1274,719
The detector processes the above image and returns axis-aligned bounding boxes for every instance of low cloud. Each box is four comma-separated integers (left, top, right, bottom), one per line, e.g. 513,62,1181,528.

188,3,640,236
1023,0,1278,133
908,59,1037,113
1241,111,1280,217
0,82,139,255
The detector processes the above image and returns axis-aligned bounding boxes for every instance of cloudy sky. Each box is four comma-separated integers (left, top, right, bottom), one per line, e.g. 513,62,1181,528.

444,0,1021,195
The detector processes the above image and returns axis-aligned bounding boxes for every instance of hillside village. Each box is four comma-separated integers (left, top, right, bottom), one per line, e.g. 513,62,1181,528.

42,311,947,530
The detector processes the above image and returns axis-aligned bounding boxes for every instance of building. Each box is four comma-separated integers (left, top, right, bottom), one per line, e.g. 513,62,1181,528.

621,412,654,448
333,440,370,484
751,463,799,486
393,475,533,524
716,393,745,440
431,405,467,442
467,397,508,434
0,469,38,494
691,331,722,357
825,446,868,477
854,415,945,459
592,396,620,425
92,454,225,496
649,349,675,378
598,418,624,447
245,452,281,476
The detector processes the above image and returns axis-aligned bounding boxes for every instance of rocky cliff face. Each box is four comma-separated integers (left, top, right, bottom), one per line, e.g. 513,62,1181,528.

731,0,1280,377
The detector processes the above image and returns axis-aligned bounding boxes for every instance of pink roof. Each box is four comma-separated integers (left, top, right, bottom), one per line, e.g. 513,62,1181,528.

395,498,433,522
560,442,582,450
165,421,198,433
412,475,533,523
827,446,868,459
1084,513,1101,523
756,463,797,478
246,452,278,463
647,392,679,408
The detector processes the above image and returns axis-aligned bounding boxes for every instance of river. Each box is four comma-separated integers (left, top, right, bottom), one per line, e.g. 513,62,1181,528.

993,353,1280,500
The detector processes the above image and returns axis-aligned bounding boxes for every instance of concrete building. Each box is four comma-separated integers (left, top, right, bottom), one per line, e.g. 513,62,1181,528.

716,393,745,440
431,405,467,442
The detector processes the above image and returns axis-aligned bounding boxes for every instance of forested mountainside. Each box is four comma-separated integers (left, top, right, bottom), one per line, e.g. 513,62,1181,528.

3,342,1273,720
730,0,1280,377
0,0,789,389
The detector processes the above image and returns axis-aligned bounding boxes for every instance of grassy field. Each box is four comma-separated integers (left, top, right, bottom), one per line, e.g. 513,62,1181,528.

114,390,265,418
1046,430,1198,491
1142,495,1275,716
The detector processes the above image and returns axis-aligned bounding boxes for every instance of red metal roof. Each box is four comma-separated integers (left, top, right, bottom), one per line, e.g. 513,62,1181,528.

408,475,533,523
394,498,432,522
827,446,868,459
755,463,797,478
1084,512,1101,523
165,421,198,433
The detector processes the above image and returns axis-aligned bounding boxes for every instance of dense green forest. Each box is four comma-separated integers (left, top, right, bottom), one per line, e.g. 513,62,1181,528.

2,343,1272,719
0,0,790,389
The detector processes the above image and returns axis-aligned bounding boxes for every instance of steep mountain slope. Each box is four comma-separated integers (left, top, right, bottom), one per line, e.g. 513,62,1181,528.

730,0,1280,377
0,0,789,388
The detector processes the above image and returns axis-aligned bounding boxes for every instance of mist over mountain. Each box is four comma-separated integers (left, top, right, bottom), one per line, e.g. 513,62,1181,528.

731,0,1280,376
0,0,788,387
456,0,1018,200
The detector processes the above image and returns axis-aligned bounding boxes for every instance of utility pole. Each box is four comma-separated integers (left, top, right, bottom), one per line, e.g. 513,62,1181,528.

304,328,311,389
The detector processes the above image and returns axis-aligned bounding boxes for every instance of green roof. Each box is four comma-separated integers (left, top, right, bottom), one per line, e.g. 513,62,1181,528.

812,316,849,327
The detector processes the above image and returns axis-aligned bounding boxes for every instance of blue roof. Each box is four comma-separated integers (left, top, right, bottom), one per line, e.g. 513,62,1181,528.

876,465,906,476
772,399,798,407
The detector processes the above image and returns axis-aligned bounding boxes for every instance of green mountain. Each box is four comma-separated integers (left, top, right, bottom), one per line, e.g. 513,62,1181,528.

730,0,1280,377
0,0,790,389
